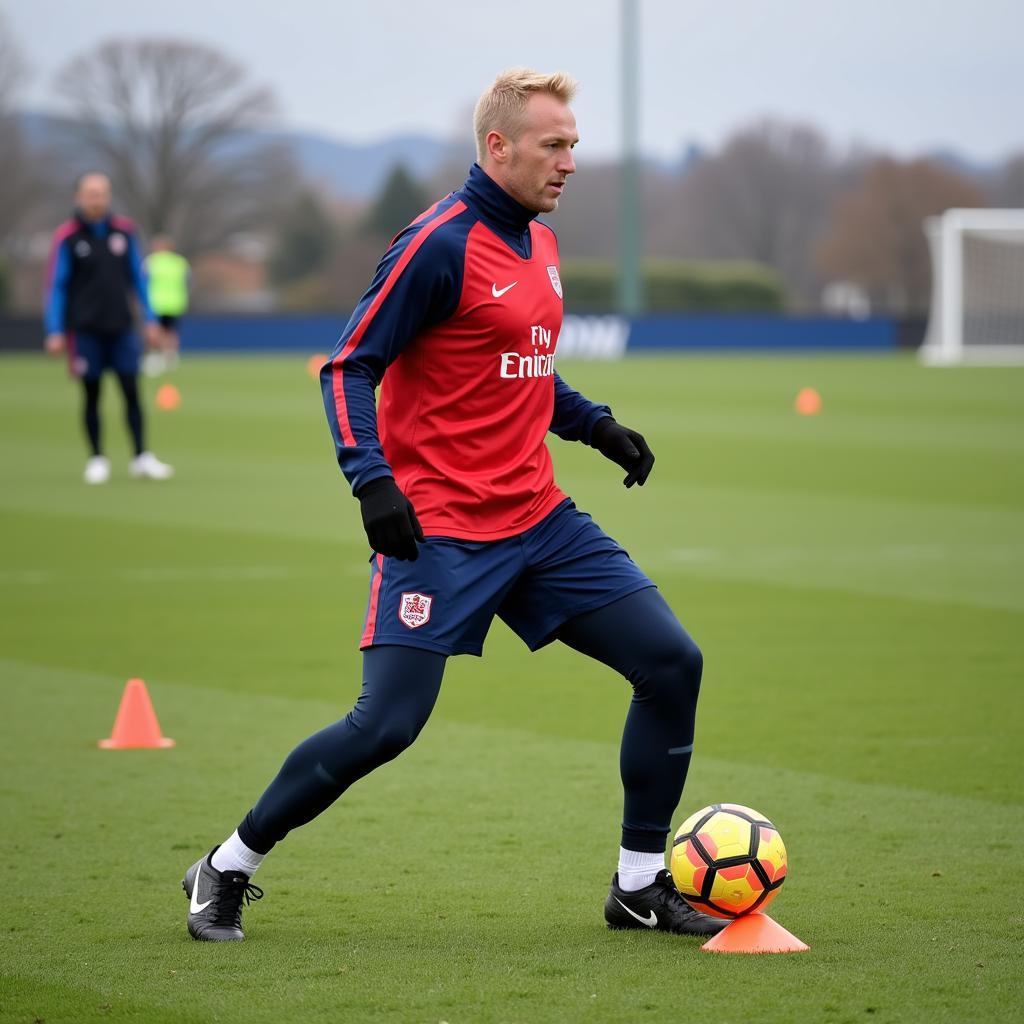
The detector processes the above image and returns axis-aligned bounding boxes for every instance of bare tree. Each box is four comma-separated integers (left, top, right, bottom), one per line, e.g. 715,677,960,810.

54,38,295,254
648,120,848,308
990,153,1024,207
817,158,984,315
0,11,35,247
545,160,621,260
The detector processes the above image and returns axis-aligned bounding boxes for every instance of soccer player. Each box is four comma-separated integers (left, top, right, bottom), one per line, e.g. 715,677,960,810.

143,235,189,375
183,69,724,941
44,172,173,483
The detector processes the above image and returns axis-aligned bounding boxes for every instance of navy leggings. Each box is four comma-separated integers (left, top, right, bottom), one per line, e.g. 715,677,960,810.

82,373,145,457
239,587,703,855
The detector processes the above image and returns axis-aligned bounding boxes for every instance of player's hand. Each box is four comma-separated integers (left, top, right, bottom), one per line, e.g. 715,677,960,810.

44,333,66,355
144,321,162,350
590,417,655,487
356,476,425,560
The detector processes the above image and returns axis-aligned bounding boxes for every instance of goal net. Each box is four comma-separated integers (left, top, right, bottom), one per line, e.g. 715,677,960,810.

920,209,1024,365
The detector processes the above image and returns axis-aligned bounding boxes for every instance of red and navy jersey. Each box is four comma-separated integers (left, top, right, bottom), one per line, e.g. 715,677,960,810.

321,164,611,541
44,212,154,336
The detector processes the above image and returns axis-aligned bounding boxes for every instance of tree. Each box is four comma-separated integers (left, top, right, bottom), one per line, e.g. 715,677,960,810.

544,161,621,260
0,12,35,249
990,153,1024,207
363,163,429,241
649,121,847,307
269,190,336,285
54,38,295,254
817,158,984,315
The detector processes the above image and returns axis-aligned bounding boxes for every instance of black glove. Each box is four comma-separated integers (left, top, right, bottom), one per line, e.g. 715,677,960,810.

590,417,655,488
355,477,425,560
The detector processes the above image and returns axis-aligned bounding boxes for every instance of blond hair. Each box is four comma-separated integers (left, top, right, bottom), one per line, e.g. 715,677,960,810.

473,68,578,162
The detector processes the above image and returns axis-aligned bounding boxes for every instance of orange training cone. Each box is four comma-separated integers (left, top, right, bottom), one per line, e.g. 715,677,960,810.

794,387,822,416
155,383,181,411
700,912,809,954
99,678,175,749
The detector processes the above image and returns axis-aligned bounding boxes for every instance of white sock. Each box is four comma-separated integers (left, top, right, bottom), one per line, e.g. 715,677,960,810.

210,830,266,877
617,847,665,892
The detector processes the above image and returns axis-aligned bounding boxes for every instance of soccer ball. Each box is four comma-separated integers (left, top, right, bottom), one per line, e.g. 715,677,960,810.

670,803,787,919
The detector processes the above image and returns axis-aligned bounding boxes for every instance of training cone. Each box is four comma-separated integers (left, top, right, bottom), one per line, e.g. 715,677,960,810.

794,387,822,416
700,912,809,954
99,678,175,749
155,383,181,411
307,352,328,379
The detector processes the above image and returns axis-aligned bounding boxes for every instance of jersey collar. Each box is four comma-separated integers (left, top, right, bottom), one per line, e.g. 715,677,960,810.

74,209,113,237
459,163,537,242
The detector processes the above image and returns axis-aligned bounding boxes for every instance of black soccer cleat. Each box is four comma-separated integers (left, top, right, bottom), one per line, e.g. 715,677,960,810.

182,847,263,941
604,870,728,936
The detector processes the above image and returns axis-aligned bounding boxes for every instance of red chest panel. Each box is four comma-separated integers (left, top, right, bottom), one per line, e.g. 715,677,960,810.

378,222,567,540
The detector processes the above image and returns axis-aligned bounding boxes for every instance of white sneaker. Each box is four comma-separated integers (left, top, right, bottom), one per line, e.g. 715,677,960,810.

130,451,174,480
84,455,111,485
142,351,167,377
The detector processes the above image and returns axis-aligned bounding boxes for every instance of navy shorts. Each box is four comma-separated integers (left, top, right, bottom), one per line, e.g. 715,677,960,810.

359,499,656,656
71,331,140,379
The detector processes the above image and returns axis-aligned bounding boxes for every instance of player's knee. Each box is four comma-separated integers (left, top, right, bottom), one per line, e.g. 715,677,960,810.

677,634,703,690
369,716,424,762
676,635,703,707
639,632,703,706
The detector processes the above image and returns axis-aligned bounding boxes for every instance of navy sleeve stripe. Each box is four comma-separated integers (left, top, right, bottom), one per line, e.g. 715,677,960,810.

328,199,467,447
44,222,77,335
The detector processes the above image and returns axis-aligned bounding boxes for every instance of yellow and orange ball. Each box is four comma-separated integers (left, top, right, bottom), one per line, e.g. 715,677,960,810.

670,803,788,918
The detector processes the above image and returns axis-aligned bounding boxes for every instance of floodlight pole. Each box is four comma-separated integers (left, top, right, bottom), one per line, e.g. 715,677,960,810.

618,0,643,315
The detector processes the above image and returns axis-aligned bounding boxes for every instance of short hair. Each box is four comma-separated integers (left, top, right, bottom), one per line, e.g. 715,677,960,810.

74,170,111,192
473,68,578,163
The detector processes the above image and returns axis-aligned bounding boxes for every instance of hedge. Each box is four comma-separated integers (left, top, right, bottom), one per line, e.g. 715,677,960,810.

559,260,785,313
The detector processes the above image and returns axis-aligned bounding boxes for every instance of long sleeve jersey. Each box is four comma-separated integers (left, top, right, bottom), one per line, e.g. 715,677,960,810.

321,163,611,542
45,212,154,336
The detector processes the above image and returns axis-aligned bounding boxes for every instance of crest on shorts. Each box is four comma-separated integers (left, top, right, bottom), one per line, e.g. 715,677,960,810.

546,265,563,299
399,592,433,629
108,232,127,256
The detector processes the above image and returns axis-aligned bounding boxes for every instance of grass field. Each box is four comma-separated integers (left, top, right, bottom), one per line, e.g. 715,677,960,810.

1,351,1022,1024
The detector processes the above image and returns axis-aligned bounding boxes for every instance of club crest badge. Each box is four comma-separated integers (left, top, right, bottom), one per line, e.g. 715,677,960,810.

108,232,127,256
546,265,563,299
399,592,433,629
74,239,92,258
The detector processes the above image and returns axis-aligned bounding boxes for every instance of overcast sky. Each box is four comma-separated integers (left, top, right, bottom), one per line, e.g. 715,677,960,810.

5,0,1022,163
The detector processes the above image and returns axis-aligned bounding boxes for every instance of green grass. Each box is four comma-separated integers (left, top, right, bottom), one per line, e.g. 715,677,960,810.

1,351,1022,1024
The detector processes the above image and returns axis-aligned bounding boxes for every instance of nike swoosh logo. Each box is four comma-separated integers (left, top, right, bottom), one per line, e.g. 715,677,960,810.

614,897,657,928
190,869,213,914
491,281,518,298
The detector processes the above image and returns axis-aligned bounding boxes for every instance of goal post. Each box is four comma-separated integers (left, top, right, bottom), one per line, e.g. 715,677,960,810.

920,208,1024,365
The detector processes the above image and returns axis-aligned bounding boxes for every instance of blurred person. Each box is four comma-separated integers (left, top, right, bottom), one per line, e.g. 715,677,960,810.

183,69,723,942
44,172,173,483
143,234,189,375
